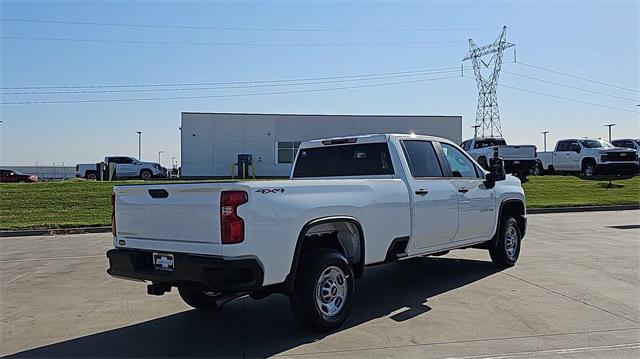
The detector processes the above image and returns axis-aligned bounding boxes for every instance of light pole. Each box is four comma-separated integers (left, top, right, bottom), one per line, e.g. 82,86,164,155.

472,125,481,139
541,131,549,152
136,131,142,160
604,124,616,142
158,151,164,165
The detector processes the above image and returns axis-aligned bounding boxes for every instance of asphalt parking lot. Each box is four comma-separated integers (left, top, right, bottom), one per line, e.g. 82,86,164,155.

1,211,639,358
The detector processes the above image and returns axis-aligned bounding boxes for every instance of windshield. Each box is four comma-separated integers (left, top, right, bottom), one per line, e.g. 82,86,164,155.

580,139,613,149
636,140,640,147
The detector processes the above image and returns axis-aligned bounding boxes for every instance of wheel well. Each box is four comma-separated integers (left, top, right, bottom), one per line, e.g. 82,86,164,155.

140,169,152,175
285,218,364,293
581,157,595,169
85,170,96,178
500,200,526,237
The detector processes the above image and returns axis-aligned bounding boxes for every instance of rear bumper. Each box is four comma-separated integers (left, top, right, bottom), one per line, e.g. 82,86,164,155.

107,249,264,292
504,160,538,172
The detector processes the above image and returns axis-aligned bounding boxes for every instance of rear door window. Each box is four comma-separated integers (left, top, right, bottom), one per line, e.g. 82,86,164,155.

293,143,394,178
401,140,443,178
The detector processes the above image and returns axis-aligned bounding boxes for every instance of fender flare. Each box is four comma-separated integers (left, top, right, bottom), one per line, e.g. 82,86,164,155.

284,216,365,294
491,198,526,248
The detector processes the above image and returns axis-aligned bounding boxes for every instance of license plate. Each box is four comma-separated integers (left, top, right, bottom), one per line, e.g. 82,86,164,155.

153,253,175,271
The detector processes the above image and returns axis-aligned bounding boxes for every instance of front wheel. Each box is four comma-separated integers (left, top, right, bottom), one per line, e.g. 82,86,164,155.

583,162,595,177
178,287,222,310
489,216,522,267
289,249,355,332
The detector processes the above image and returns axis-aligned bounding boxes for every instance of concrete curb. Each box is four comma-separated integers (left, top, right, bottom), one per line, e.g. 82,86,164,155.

0,226,111,238
527,204,640,214
1,204,639,238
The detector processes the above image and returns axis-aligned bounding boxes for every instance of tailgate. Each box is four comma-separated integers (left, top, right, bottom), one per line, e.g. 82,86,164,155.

114,183,223,255
498,145,536,159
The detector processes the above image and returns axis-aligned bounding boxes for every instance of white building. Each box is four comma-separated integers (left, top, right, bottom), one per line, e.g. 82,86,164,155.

180,112,462,177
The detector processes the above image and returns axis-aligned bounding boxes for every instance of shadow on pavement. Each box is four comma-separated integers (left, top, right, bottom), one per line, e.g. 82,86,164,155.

10,256,501,358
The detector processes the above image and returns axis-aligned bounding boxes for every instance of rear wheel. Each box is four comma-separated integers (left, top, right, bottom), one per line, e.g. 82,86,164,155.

489,216,522,267
140,170,152,180
290,249,355,332
85,172,97,180
178,287,222,310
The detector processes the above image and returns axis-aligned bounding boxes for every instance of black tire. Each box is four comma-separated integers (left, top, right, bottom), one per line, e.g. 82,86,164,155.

140,170,152,180
85,172,97,180
489,216,522,267
583,161,595,177
533,165,544,176
548,165,555,175
289,249,355,332
178,287,221,310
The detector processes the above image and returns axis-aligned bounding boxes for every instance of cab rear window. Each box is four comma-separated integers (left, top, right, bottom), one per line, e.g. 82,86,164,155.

293,143,394,178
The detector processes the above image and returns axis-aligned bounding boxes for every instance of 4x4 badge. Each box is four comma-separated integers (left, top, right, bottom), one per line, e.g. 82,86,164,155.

255,188,285,194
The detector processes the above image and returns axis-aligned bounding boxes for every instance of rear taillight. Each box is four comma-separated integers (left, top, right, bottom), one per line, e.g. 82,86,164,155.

111,192,116,237
220,191,248,244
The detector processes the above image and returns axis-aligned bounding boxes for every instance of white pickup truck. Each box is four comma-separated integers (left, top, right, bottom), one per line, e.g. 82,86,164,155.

537,138,638,177
107,134,527,332
76,156,166,180
460,138,537,179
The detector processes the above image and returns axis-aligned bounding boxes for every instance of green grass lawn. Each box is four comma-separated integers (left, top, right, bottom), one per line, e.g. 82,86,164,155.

522,175,640,208
1,176,639,230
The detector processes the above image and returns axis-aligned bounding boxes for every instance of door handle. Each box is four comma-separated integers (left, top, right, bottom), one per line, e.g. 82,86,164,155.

415,189,429,196
458,187,469,194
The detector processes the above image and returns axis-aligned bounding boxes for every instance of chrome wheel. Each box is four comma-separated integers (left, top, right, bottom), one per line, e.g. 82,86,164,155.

584,164,594,177
504,224,519,261
141,171,152,180
315,265,347,317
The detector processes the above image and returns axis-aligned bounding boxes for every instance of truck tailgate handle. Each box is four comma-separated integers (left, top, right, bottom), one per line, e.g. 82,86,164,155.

148,189,169,198
415,189,429,196
458,187,469,194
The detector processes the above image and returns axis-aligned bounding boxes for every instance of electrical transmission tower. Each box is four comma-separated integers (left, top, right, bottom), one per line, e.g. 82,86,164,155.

463,26,514,139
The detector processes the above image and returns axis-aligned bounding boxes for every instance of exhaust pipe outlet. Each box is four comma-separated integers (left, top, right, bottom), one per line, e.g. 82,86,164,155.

214,292,247,306
147,283,171,296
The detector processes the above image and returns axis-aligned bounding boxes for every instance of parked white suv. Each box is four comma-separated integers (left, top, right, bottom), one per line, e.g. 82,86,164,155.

107,134,527,332
76,156,166,180
538,138,638,176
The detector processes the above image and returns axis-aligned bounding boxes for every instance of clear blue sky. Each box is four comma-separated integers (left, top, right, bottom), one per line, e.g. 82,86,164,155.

1,0,638,167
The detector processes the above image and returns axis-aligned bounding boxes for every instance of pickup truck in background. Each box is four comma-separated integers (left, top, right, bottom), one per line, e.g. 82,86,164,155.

76,156,166,180
460,137,537,179
537,138,639,177
107,134,527,332
612,139,640,169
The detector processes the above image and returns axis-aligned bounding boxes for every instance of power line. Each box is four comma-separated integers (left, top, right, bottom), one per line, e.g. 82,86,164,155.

515,50,639,78
497,82,639,113
1,74,461,105
1,70,461,95
0,18,498,33
502,70,639,102
511,28,637,60
461,74,638,113
0,35,465,47
0,66,464,90
516,61,640,93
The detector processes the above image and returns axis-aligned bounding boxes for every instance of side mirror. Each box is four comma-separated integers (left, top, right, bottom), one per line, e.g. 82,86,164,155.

484,149,506,189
